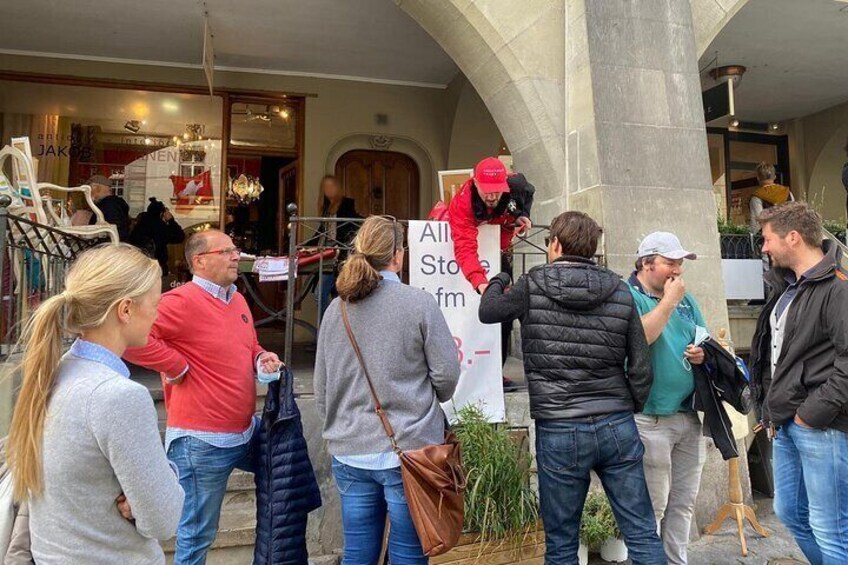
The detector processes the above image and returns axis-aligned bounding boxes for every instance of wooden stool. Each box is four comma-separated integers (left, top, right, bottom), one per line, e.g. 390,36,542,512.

703,328,768,556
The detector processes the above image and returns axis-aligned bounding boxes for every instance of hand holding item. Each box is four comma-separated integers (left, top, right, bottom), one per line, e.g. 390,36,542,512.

477,283,489,295
259,351,283,373
684,345,705,365
515,216,532,234
162,209,174,222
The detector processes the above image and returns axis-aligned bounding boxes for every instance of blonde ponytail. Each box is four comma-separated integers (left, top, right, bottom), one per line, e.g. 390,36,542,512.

335,216,403,303
5,243,161,502
6,294,67,501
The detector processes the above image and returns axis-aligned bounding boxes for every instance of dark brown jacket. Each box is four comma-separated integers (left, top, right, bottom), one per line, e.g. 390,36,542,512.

749,240,848,430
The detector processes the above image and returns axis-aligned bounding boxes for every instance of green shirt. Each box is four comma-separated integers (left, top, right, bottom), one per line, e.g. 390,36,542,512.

627,275,706,415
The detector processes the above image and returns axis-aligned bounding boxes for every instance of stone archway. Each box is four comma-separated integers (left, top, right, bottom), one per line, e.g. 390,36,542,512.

397,0,748,226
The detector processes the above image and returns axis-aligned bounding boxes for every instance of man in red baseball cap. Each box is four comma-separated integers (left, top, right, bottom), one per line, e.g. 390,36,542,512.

448,157,534,293
447,157,534,389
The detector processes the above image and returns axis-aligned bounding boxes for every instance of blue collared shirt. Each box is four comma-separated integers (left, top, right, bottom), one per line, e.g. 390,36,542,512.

68,338,130,378
334,270,403,471
164,275,276,453
775,266,816,320
192,275,237,304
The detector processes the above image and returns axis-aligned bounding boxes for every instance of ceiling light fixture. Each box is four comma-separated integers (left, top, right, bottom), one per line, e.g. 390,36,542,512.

709,65,746,88
769,123,780,131
730,119,740,128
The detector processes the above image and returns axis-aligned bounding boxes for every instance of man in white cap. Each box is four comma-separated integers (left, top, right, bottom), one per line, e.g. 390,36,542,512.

627,231,707,565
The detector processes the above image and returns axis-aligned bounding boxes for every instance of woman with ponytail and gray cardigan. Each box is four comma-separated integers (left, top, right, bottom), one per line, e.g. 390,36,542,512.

314,216,460,565
5,244,184,564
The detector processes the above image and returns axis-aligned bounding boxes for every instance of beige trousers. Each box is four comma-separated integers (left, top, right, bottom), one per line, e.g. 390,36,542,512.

635,412,706,565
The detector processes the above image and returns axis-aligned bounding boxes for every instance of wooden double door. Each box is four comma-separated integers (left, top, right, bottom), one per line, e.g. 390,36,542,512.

334,150,420,219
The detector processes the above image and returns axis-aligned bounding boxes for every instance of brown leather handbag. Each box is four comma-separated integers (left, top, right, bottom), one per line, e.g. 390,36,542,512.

341,301,466,557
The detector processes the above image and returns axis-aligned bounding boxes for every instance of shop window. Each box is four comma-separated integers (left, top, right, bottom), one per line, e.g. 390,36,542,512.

0,79,224,286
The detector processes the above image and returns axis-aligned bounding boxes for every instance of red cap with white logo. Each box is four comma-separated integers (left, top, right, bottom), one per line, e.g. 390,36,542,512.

473,157,510,194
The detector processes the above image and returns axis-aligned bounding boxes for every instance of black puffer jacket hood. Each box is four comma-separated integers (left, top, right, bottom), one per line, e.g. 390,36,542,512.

531,256,622,311
500,258,653,420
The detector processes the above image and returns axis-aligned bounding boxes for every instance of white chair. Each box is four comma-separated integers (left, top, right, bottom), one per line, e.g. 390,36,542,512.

38,182,119,244
0,144,118,244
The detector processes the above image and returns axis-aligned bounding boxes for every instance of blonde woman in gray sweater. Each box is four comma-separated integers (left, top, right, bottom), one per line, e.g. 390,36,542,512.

315,216,461,564
5,244,184,564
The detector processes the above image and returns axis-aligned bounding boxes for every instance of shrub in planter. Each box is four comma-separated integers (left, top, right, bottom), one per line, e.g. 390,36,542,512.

580,491,629,562
580,491,619,550
454,404,539,545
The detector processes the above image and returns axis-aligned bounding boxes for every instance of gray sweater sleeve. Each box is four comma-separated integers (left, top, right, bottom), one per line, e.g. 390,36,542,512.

88,380,185,541
422,295,462,402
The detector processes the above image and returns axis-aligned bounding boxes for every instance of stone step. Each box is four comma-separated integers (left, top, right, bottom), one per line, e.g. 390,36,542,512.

163,526,256,565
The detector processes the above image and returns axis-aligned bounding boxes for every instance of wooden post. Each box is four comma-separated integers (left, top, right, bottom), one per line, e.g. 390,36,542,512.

703,329,769,556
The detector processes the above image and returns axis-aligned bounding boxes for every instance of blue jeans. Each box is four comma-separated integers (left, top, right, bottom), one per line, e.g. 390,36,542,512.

773,421,848,565
168,436,255,565
331,458,426,565
316,272,337,320
536,413,667,565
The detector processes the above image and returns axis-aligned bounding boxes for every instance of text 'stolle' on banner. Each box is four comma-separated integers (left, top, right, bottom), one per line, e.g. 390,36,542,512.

408,221,504,423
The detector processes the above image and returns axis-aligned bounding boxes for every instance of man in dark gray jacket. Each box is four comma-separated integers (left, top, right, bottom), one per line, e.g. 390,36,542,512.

480,210,665,565
749,202,848,564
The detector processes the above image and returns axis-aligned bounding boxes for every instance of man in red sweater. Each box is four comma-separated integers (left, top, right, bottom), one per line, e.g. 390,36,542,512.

448,157,534,389
124,229,282,565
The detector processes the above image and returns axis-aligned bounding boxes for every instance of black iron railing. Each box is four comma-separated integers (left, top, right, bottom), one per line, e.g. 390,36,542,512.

281,204,606,368
720,233,763,260
0,196,106,359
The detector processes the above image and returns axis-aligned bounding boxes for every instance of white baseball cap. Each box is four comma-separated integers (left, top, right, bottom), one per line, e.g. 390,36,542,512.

637,232,697,260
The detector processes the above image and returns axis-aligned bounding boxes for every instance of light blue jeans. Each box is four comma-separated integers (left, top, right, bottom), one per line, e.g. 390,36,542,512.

773,421,848,565
332,458,426,565
168,436,255,565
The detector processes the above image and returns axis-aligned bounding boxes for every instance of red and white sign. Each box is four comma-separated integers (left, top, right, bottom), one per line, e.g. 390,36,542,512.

409,220,504,423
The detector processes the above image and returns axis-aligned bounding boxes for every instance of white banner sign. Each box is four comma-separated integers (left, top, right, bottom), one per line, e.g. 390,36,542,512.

409,221,504,422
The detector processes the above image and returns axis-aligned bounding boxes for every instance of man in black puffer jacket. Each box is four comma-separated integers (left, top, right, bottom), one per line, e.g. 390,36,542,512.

480,211,665,565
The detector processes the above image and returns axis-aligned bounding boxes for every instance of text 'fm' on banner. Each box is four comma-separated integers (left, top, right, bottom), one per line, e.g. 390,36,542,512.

408,220,505,423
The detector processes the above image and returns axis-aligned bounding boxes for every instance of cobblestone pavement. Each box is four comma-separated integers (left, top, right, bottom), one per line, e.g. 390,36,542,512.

589,496,807,565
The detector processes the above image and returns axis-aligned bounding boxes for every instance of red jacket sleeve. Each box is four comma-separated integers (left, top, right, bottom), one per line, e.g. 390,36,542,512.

448,184,489,290
123,292,190,378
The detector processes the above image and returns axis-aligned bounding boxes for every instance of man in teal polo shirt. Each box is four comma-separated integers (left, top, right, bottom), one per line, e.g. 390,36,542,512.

628,231,707,565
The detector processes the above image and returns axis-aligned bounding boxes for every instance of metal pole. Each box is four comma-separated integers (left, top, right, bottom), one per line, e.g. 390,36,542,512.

284,203,299,370
0,196,10,359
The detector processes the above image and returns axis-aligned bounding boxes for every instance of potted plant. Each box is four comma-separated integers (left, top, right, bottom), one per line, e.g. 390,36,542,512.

823,220,846,243
580,490,627,563
451,404,541,560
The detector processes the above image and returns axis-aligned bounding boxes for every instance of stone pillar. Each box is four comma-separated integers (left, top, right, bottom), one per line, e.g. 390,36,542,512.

565,0,728,327
565,0,747,534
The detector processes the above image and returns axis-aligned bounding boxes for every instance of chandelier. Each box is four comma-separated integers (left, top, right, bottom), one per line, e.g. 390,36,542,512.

229,174,264,204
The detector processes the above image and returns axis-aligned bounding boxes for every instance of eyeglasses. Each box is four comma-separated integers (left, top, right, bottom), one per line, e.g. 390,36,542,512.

196,246,241,257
